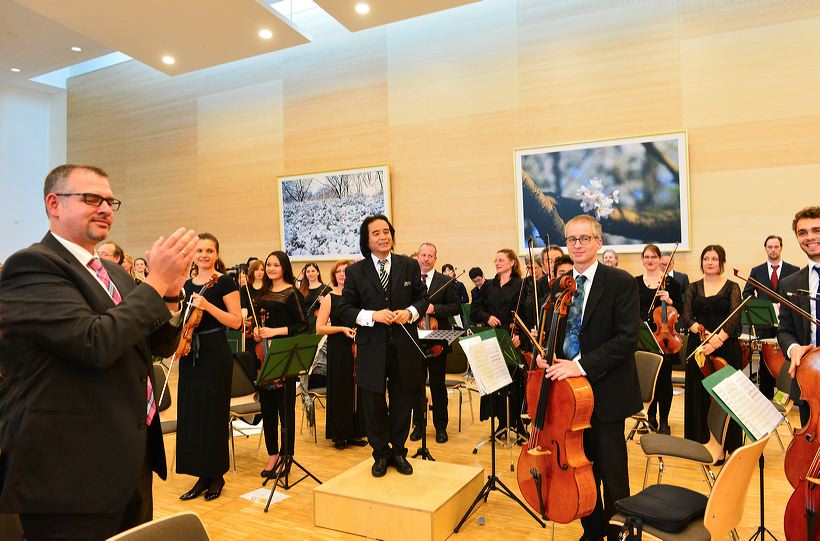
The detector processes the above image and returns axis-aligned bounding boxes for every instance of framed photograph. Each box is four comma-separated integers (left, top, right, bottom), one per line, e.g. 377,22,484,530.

514,131,689,253
277,164,391,260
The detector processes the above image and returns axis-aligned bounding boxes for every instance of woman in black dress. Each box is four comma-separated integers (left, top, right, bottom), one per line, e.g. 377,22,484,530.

635,244,682,435
240,259,266,351
469,248,525,431
177,233,242,501
315,259,367,450
299,263,329,321
682,244,743,452
252,251,308,476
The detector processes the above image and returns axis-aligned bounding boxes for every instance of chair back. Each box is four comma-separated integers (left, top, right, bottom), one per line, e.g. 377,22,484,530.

703,434,770,539
107,511,210,540
776,360,793,394
706,399,731,446
151,363,171,412
0,513,23,541
231,357,256,398
445,340,469,375
634,351,663,406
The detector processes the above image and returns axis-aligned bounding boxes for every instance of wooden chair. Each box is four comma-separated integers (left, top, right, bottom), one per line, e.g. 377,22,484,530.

626,351,663,441
770,361,795,451
107,511,211,540
639,400,731,489
611,434,771,541
151,362,179,472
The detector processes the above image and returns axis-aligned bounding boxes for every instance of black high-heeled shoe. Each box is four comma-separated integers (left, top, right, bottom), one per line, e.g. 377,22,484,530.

204,477,225,501
180,478,209,501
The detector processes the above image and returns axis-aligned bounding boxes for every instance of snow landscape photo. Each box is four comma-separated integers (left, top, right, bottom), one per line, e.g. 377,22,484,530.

278,165,391,260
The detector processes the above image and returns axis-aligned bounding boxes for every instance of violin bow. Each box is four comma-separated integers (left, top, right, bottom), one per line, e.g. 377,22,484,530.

528,236,541,333
733,268,820,326
685,295,752,361
427,269,466,302
646,242,679,320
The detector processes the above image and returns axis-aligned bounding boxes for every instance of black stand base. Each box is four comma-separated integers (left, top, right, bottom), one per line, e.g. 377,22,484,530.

262,455,321,512
411,393,435,461
455,392,545,532
747,454,778,541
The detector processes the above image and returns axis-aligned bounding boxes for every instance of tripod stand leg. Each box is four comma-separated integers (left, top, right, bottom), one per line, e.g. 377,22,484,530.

454,477,494,532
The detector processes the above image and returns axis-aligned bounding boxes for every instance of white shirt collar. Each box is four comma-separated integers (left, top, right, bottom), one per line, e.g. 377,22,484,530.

51,231,98,267
370,252,392,267
574,260,599,283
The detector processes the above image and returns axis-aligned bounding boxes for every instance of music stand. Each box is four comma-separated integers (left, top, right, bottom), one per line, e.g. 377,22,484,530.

638,322,663,356
257,334,323,512
742,299,778,382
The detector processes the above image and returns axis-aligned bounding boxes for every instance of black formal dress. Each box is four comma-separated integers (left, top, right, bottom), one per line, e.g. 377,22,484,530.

176,274,237,479
682,279,743,452
255,286,308,456
470,274,526,430
325,293,365,443
636,276,683,426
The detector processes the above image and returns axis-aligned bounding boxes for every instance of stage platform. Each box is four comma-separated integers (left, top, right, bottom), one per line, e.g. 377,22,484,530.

314,457,484,541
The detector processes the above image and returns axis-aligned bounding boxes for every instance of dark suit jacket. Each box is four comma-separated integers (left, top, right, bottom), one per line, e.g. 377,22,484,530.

425,270,462,331
339,254,428,393
670,270,689,298
546,264,642,423
743,261,800,300
0,233,180,514
777,266,815,354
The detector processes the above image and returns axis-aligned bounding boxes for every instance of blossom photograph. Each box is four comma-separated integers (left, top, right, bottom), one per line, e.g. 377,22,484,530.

514,132,689,253
278,165,391,260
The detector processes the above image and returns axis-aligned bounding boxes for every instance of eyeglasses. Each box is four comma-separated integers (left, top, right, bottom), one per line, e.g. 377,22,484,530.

55,192,121,211
565,235,598,246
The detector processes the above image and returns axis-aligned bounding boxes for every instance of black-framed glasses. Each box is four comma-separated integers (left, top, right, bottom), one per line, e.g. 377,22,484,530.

566,235,598,246
55,192,121,211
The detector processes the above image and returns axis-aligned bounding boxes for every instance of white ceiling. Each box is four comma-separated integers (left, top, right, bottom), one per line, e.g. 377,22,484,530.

1,0,480,94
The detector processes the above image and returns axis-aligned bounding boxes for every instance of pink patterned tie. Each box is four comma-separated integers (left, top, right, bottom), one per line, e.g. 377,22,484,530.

88,258,156,425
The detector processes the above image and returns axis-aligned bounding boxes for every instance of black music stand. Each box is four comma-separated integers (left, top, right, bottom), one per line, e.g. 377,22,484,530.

257,334,323,512
454,332,545,531
741,299,778,379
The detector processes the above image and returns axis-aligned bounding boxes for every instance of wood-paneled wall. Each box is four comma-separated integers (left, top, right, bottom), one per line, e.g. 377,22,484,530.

67,0,820,281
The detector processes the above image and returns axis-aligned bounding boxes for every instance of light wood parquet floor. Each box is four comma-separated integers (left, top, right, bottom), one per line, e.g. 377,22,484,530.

153,366,798,541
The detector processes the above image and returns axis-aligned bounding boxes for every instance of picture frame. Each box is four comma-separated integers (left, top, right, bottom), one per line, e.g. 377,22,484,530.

277,164,391,260
514,131,689,253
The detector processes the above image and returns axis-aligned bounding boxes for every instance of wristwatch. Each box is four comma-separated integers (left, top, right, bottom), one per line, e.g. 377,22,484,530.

163,289,185,303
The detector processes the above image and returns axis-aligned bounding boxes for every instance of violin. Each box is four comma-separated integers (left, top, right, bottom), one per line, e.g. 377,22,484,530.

417,269,465,358
647,243,682,355
175,274,219,357
515,275,596,523
692,323,729,377
254,308,269,364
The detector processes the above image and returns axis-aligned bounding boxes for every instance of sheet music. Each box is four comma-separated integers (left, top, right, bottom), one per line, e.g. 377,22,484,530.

460,336,513,396
711,370,783,440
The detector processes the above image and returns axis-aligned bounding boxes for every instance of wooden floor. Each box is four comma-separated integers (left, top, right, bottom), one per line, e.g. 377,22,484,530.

154,367,798,541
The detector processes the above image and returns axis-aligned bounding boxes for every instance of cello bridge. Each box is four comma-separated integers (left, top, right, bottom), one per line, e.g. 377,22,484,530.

527,447,552,457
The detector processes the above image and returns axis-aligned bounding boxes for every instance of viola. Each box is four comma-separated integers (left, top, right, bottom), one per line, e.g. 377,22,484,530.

175,274,219,357
254,308,269,364
651,283,682,355
783,346,820,541
515,275,596,523
692,324,729,378
418,313,443,357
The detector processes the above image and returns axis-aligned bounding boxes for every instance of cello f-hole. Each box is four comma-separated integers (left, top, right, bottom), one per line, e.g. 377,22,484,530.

552,440,569,470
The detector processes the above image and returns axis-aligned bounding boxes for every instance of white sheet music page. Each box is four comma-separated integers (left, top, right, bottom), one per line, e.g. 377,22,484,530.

712,370,782,440
460,336,513,396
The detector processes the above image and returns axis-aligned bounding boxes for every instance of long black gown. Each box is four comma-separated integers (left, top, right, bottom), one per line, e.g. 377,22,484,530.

325,293,365,443
682,279,743,452
176,274,237,478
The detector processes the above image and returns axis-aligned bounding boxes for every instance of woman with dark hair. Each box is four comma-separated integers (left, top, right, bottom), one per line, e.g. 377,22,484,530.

469,248,525,433
299,262,329,320
316,259,366,449
635,244,682,435
133,257,149,283
252,250,308,476
441,263,469,304
682,244,743,452
177,232,242,502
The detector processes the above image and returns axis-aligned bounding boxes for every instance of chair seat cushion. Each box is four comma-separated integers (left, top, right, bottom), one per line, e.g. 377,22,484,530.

230,401,261,416
161,419,177,434
612,513,710,541
640,434,713,462
445,379,465,387
309,387,327,396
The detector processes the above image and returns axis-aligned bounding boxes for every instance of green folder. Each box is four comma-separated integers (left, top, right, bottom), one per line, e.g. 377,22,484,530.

256,334,322,388
703,365,780,441
463,327,522,368
637,322,663,355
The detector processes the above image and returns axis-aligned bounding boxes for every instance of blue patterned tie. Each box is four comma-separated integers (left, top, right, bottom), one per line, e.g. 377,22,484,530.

563,275,588,359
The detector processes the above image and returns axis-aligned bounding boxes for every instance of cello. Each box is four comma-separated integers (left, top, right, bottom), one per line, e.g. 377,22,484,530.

514,275,596,523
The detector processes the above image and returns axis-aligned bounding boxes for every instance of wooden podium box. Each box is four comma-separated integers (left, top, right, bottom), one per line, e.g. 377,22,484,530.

314,458,484,541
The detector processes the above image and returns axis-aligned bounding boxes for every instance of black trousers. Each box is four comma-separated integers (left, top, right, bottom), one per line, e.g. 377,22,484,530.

647,354,674,423
20,440,153,541
412,352,448,431
360,346,418,459
580,418,630,541
259,378,296,455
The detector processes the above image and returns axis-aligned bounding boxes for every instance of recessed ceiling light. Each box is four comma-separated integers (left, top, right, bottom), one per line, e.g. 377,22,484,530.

355,2,370,15
10,68,21,73
71,46,82,52
162,55,176,65
259,28,273,40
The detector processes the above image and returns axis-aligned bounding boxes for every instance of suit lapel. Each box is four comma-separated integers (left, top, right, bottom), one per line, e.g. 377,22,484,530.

581,265,606,331
362,256,384,293
796,267,812,341
42,233,115,311
390,255,404,299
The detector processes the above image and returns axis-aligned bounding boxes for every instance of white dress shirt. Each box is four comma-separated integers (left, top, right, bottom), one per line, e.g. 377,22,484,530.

355,252,419,326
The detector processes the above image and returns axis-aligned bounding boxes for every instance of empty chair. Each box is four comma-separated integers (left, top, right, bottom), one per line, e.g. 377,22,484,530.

107,511,211,540
228,357,262,472
626,351,664,441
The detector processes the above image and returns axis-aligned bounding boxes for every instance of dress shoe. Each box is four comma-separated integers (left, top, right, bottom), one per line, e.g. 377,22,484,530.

260,456,280,477
334,441,347,450
392,455,413,475
347,438,368,447
435,430,448,444
647,417,659,432
409,426,423,442
371,457,389,477
179,479,209,500
204,478,224,501
658,422,671,435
